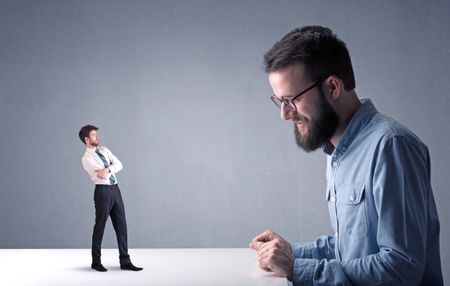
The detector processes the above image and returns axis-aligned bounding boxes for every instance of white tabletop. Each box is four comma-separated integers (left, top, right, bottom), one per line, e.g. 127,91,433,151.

0,248,290,286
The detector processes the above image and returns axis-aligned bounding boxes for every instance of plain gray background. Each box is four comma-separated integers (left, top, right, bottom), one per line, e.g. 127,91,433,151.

1,0,449,283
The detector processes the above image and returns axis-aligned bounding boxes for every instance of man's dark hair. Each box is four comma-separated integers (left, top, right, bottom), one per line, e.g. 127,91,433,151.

264,26,355,90
79,124,98,144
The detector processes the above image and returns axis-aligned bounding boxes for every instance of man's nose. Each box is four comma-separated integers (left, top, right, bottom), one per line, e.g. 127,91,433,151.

280,103,295,121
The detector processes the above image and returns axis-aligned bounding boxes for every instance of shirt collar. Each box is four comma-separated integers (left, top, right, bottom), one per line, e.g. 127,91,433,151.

86,146,99,153
322,98,377,156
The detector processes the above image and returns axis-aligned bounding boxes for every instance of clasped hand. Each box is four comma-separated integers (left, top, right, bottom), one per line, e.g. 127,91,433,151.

95,168,109,179
249,229,294,281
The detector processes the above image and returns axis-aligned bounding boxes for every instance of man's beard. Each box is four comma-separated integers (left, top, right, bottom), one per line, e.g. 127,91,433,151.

91,140,99,147
294,87,339,152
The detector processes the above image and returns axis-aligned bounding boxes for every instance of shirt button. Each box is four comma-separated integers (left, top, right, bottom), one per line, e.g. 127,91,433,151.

335,232,339,238
333,162,338,167
330,196,336,202
349,195,355,202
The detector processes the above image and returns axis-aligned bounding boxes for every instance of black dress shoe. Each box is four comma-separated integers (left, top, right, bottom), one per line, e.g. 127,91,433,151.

91,263,108,272
120,263,143,271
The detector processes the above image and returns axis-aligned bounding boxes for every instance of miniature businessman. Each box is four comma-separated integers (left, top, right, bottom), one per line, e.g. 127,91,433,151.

79,124,143,272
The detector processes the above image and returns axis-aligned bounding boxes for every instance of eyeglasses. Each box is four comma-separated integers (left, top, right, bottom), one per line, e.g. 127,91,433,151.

270,79,324,111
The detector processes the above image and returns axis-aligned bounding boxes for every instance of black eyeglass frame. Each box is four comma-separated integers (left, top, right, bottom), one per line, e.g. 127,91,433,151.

270,78,326,110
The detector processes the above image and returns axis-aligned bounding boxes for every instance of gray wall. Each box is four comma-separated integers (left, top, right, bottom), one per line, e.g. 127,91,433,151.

1,0,449,283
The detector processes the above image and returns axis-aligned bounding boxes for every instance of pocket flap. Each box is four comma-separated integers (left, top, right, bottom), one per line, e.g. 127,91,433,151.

337,185,365,205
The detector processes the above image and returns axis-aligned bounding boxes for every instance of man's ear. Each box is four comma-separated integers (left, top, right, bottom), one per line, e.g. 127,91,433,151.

325,75,342,101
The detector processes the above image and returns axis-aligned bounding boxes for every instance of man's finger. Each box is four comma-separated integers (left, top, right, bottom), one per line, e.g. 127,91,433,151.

258,244,276,261
249,241,264,250
258,257,272,272
252,229,275,244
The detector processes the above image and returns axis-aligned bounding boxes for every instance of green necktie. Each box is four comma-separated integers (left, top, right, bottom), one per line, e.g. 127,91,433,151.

95,149,116,185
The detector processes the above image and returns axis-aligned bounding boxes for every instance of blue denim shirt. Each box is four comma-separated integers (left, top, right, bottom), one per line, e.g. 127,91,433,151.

291,99,442,285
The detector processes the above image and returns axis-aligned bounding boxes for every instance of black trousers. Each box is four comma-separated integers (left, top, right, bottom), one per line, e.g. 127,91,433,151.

92,184,130,265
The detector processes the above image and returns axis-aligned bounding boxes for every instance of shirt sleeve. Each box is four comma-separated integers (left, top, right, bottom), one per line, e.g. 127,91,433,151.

103,147,123,174
81,155,98,180
292,235,335,260
291,136,435,285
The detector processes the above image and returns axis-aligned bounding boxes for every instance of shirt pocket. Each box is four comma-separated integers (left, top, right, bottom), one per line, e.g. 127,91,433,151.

336,184,368,241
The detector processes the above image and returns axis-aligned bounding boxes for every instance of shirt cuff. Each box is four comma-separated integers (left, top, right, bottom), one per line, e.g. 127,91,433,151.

292,258,316,286
292,242,313,259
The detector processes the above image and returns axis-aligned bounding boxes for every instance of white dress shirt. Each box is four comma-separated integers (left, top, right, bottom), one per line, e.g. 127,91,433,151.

81,146,123,185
